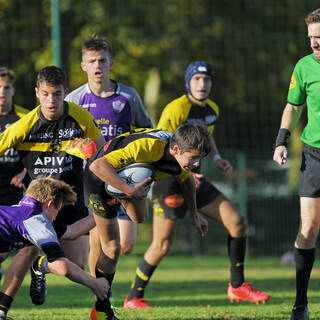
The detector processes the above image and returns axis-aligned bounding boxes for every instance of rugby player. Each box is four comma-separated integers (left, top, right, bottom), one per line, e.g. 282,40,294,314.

0,66,105,306
85,123,211,320
0,177,108,320
123,61,270,309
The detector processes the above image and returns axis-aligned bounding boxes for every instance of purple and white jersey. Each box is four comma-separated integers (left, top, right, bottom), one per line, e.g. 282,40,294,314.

65,81,152,141
0,196,63,261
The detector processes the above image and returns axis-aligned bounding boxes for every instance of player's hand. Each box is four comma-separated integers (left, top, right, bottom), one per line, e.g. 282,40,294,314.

129,177,152,199
192,173,203,189
10,168,27,188
92,277,110,300
273,145,287,165
216,158,233,176
191,213,208,237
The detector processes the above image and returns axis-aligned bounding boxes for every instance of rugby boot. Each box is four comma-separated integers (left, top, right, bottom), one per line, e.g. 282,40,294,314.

227,282,270,304
90,306,120,320
290,305,309,320
123,295,152,309
30,266,47,305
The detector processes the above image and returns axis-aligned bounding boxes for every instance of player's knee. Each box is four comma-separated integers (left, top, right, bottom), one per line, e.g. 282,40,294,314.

229,215,247,237
159,239,172,257
300,223,319,242
120,242,134,255
101,241,121,261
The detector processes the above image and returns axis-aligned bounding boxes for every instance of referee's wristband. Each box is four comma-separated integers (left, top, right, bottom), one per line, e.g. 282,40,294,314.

274,128,291,149
213,154,222,162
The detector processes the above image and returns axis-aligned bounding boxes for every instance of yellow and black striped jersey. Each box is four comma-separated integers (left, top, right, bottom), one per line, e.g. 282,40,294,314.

157,94,219,135
0,102,101,190
90,128,191,182
0,104,29,203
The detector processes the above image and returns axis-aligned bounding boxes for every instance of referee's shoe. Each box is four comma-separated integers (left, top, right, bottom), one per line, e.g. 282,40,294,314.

290,305,309,320
30,266,47,305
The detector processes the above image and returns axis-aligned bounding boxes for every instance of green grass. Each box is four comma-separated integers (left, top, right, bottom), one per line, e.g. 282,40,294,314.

4,255,320,319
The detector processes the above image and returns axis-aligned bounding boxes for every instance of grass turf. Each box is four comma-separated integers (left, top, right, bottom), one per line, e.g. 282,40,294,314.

4,255,320,319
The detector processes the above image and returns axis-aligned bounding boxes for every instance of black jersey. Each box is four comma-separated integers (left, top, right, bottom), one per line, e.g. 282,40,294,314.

0,105,29,204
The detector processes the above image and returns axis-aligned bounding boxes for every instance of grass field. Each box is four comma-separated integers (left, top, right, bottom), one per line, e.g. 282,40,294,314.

4,254,320,319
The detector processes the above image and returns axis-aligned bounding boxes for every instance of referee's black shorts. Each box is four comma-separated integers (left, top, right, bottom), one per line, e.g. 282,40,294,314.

152,176,222,220
299,144,320,197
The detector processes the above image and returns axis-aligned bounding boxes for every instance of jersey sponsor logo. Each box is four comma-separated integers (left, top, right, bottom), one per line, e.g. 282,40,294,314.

82,103,97,108
101,125,123,138
0,148,20,163
33,155,73,175
289,74,296,90
164,194,184,208
29,132,54,140
147,131,172,141
112,100,126,112
58,128,82,139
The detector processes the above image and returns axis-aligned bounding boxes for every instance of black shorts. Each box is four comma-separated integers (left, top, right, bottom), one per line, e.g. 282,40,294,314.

55,191,88,225
299,144,320,197
152,176,222,220
83,162,120,219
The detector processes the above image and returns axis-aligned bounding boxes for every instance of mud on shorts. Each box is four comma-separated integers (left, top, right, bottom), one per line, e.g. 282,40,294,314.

299,144,320,197
152,176,222,220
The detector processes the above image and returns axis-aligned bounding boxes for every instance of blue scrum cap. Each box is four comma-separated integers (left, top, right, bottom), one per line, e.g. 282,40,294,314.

185,61,214,94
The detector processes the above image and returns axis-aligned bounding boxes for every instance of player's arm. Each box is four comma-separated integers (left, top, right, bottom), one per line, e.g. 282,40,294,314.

47,257,109,300
207,135,233,177
89,157,151,199
179,175,208,237
273,102,304,165
10,168,27,188
59,215,95,240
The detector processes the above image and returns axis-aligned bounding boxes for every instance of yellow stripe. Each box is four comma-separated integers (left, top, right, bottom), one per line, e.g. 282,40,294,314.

136,267,149,281
0,304,8,310
16,140,72,152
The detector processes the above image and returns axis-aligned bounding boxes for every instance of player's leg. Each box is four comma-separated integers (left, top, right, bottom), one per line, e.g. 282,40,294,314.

91,213,121,319
124,177,182,309
119,198,148,223
197,178,269,303
88,227,101,276
290,197,320,320
0,246,39,317
291,145,320,320
117,205,137,255
59,235,89,270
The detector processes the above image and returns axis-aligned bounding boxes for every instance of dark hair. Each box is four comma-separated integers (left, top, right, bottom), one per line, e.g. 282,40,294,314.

82,38,112,58
305,8,320,24
0,67,15,84
170,123,211,156
36,66,66,88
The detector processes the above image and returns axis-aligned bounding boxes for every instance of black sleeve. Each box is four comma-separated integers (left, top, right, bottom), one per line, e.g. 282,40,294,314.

42,244,65,262
52,222,68,239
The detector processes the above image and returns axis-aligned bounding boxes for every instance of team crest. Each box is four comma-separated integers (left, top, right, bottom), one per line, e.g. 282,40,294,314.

289,74,296,90
112,100,125,112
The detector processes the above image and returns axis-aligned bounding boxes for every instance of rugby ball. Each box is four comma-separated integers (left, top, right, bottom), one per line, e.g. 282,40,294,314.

105,163,155,199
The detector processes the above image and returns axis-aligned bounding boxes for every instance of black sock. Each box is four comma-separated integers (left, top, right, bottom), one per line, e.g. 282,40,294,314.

228,235,246,288
95,267,115,313
0,292,13,314
128,258,157,300
294,247,315,307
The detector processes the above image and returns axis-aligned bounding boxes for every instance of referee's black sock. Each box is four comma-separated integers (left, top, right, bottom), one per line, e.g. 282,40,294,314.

95,267,115,313
294,247,315,307
128,258,157,300
228,235,246,288
0,292,13,315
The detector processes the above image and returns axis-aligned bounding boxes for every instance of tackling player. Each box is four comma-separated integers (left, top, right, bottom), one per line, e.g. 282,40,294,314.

0,177,108,320
123,61,270,309
85,123,211,320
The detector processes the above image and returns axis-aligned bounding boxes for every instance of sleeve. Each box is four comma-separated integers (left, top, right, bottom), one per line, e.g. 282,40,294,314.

129,88,152,129
287,61,306,106
156,98,188,133
23,214,65,262
105,139,164,169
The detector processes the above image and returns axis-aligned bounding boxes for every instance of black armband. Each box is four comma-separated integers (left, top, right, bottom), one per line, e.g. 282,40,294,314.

274,128,291,149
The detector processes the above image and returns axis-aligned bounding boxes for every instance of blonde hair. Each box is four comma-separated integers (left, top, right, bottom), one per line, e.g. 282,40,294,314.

25,177,77,209
305,8,320,24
